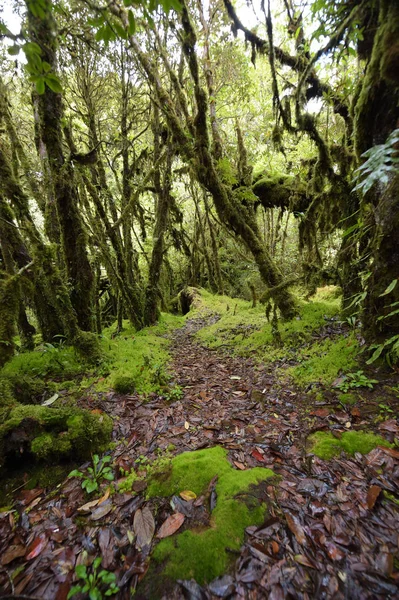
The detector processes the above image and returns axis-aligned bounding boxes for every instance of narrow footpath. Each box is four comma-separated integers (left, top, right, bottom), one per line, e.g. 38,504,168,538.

1,316,399,599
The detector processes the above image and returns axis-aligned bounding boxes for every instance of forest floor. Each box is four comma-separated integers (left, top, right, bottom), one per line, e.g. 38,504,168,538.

1,293,399,599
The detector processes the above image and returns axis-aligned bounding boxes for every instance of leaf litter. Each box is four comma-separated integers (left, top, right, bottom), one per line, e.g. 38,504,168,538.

0,315,399,598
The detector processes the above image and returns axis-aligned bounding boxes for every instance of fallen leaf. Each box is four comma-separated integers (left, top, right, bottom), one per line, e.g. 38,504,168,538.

90,501,112,520
285,513,306,545
180,490,197,501
98,488,111,505
184,421,190,430
367,484,381,509
230,376,241,380
26,534,48,560
1,544,26,565
295,554,315,568
41,393,59,406
251,449,266,462
133,506,155,549
233,461,246,470
157,512,185,538
78,498,100,512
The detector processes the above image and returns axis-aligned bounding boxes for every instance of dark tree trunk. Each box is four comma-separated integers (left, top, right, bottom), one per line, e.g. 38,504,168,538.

26,0,94,332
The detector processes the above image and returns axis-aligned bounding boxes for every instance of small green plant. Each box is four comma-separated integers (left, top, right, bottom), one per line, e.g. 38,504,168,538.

336,370,378,392
69,454,114,494
164,384,184,402
367,279,399,366
67,557,119,599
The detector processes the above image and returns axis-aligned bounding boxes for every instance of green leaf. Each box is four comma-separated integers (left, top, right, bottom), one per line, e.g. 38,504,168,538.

44,74,63,93
8,45,20,56
380,279,397,297
128,10,136,35
67,585,83,599
83,479,98,494
89,589,102,600
68,469,83,478
35,77,46,95
113,21,128,39
75,564,87,579
93,556,102,569
102,472,114,481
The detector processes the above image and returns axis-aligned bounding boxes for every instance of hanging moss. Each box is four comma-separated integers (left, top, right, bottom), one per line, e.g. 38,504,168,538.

0,271,20,368
252,173,308,212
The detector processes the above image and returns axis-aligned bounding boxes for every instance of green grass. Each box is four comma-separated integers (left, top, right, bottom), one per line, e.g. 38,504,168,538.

148,446,273,584
309,430,392,459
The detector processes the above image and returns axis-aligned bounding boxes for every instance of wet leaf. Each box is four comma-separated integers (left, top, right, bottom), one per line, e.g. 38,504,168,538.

133,506,155,549
1,544,26,565
367,484,381,509
251,449,265,462
26,534,48,560
157,512,185,538
90,500,112,520
285,512,306,545
78,498,100,513
208,574,235,597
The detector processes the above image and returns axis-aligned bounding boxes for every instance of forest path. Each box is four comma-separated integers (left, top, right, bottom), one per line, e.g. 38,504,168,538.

1,316,399,599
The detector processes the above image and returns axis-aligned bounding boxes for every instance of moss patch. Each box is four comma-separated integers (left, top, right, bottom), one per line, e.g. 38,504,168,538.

0,404,112,465
192,288,341,364
309,430,392,460
287,334,359,386
148,447,273,584
95,313,185,395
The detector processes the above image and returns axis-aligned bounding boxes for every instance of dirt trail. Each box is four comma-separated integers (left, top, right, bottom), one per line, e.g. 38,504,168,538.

1,316,399,599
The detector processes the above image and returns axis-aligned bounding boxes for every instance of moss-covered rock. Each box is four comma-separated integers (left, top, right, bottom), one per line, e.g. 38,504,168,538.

0,404,112,466
308,430,392,460
145,447,273,587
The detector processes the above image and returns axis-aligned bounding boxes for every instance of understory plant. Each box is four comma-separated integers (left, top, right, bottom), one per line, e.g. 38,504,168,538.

336,370,377,392
67,558,119,599
69,454,114,494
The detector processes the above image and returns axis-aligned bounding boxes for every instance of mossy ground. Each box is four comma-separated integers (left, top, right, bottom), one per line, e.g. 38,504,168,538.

190,287,359,387
287,334,359,386
309,430,393,459
193,287,341,357
146,447,273,585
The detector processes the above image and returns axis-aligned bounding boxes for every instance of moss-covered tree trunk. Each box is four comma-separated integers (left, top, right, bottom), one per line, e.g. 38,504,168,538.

354,0,399,339
26,0,94,332
144,108,173,326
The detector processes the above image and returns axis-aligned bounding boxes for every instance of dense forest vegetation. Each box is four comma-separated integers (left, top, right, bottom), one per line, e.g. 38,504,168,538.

0,0,398,598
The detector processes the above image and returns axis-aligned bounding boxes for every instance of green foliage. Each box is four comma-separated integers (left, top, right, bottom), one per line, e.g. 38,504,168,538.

69,454,114,495
335,370,378,392
149,447,273,584
67,557,119,600
353,129,399,196
112,375,136,394
366,279,399,366
309,430,392,460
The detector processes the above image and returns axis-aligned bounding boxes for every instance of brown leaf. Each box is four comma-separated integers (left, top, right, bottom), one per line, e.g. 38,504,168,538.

26,534,48,560
157,512,185,538
1,544,26,565
78,498,100,513
325,541,345,561
295,554,316,568
133,506,155,549
251,449,266,462
367,484,381,509
233,461,246,470
90,501,112,521
285,512,306,545
378,446,399,460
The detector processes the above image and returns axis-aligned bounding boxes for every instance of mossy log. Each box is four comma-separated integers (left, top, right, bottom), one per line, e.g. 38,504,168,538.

0,403,112,467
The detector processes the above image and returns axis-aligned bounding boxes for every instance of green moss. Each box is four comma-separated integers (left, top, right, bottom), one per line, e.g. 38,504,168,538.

96,313,184,395
0,404,112,464
287,334,359,386
112,375,136,394
191,287,341,366
309,430,392,460
117,469,139,493
148,447,273,584
338,392,358,405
